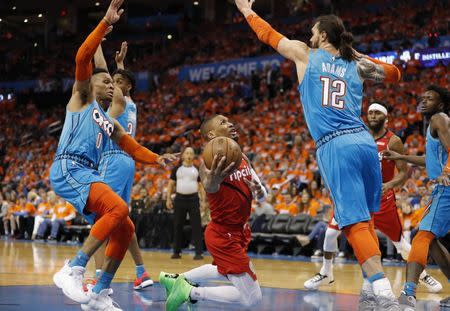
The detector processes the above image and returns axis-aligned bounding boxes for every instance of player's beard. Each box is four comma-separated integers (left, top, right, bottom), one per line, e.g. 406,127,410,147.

368,121,385,133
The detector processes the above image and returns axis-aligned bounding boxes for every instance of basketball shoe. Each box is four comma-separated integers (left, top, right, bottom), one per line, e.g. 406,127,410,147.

133,272,154,290
53,260,89,304
81,288,122,311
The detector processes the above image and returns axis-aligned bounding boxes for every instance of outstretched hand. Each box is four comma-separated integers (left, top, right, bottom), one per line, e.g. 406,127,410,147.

381,150,402,161
115,41,128,64
436,173,450,186
157,153,179,168
235,0,255,12
104,0,125,25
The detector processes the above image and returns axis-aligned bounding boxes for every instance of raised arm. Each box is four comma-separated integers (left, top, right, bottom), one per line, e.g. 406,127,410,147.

94,43,109,71
115,41,128,70
235,0,309,63
71,0,124,107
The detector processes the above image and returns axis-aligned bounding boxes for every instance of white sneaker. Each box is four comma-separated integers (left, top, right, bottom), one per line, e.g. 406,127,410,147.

53,260,71,289
419,274,442,293
53,260,89,304
304,273,334,291
81,288,122,311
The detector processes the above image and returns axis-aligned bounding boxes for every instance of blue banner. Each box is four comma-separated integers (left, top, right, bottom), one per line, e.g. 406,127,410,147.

178,54,285,82
368,47,450,67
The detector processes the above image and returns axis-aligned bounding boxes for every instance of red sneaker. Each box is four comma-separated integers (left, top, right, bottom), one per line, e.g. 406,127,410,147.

133,272,154,290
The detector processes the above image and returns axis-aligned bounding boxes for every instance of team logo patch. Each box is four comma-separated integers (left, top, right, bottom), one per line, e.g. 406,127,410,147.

92,108,113,136
229,166,251,182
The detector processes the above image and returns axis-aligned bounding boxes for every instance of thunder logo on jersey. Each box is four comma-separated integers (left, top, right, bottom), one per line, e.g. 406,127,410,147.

92,108,113,136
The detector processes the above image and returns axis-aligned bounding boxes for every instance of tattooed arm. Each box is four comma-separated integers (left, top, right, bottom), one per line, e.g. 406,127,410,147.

356,56,401,83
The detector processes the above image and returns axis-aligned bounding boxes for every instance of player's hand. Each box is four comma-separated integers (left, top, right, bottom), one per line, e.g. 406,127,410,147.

104,0,124,25
157,153,179,168
115,42,128,64
200,155,236,187
244,178,265,199
103,25,114,41
382,150,402,161
235,0,255,13
166,199,173,209
382,182,394,193
436,173,450,186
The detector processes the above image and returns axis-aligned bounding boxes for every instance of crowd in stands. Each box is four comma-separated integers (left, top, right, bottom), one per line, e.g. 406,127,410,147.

1,54,448,259
0,0,447,82
0,0,449,260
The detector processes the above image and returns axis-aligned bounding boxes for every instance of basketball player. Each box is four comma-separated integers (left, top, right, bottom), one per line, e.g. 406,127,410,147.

159,115,267,310
89,40,153,290
383,85,450,310
303,103,442,295
50,1,176,310
235,0,401,308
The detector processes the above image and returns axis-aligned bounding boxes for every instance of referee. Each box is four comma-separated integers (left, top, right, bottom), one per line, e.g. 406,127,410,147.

167,147,206,260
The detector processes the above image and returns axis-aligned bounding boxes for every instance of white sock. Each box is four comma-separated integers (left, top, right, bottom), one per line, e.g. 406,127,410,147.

190,286,241,303
362,278,372,292
372,278,395,299
183,264,228,283
320,258,333,276
190,272,262,307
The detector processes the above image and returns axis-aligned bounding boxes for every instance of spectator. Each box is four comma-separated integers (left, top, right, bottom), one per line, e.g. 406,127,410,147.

31,191,55,240
35,198,76,241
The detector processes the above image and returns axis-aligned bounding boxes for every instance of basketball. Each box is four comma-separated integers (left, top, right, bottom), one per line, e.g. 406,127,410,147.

202,137,242,172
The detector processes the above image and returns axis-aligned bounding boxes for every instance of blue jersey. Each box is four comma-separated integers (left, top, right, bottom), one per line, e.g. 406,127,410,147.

103,97,137,153
425,125,448,179
55,101,114,166
298,49,364,142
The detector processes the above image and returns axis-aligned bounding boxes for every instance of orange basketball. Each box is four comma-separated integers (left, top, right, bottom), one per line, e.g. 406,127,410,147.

202,137,242,172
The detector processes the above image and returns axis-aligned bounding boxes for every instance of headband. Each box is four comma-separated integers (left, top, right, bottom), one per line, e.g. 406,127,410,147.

368,103,388,116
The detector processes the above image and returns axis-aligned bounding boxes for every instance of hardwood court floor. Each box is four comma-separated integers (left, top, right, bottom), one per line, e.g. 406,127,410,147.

0,239,447,310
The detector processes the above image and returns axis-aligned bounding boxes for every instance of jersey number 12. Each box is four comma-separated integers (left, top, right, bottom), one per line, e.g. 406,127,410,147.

320,77,346,109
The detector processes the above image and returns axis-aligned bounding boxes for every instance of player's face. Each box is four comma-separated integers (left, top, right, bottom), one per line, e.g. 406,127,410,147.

113,74,131,95
182,148,195,162
92,73,114,102
310,23,321,48
211,115,238,140
367,110,386,131
421,90,442,115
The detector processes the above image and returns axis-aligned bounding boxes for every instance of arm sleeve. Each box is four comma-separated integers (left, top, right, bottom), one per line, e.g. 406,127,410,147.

246,14,285,50
251,169,268,203
75,20,109,81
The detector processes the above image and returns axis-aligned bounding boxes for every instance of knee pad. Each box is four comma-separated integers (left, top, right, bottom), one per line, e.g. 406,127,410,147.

343,222,381,265
408,231,434,266
323,227,340,253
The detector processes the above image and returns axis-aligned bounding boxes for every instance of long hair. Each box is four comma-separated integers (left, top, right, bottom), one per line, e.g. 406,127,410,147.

315,15,357,62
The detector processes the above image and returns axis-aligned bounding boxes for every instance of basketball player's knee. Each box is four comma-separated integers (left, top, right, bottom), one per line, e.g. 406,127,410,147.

240,287,262,307
110,200,129,222
343,222,380,265
408,231,434,266
324,227,340,252
123,217,135,242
